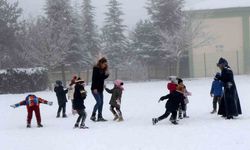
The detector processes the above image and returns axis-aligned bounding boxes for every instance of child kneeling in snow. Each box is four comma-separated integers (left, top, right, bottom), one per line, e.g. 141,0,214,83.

105,80,124,122
10,94,53,128
152,89,185,125
73,78,88,129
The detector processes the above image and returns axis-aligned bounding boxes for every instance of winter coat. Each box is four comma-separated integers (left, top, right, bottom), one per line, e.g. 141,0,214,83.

54,85,68,106
105,86,123,108
218,66,242,116
68,84,75,101
167,82,177,93
210,79,223,97
13,95,49,108
91,66,109,93
160,91,185,112
73,83,87,110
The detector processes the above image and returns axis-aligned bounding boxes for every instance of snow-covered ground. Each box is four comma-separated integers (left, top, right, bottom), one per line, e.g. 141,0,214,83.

1,76,250,150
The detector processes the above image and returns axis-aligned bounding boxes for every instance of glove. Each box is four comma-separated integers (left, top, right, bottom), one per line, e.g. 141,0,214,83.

10,105,16,108
48,101,53,106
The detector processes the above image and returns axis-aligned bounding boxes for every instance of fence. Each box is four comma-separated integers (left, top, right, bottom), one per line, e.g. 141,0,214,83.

192,50,244,78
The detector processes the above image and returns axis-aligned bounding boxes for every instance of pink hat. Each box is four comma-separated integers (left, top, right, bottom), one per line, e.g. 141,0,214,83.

114,79,124,90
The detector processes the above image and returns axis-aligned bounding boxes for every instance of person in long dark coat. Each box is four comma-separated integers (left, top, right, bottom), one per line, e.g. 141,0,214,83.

90,57,109,122
217,57,242,119
54,80,68,118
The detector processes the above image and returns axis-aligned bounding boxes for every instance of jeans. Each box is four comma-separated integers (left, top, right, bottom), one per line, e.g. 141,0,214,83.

92,91,104,118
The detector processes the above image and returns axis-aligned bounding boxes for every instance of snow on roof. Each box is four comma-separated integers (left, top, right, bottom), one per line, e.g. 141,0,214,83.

185,0,250,11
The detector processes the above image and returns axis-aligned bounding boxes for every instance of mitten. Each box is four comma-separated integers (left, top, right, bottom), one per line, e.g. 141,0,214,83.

10,105,16,108
48,101,53,106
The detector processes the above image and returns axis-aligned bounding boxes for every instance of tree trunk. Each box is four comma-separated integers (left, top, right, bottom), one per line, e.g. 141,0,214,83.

61,64,66,87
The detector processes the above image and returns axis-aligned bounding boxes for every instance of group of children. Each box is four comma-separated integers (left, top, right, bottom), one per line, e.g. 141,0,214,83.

10,73,223,128
152,76,191,125
10,75,124,129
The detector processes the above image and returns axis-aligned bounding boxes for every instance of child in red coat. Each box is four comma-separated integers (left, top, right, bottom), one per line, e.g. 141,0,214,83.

167,76,178,93
10,94,53,128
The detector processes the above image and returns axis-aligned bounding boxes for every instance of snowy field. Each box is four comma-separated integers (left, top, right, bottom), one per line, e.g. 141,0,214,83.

1,76,250,150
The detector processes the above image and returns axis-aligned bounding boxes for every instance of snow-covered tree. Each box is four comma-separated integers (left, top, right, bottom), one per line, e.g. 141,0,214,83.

81,0,100,66
146,0,184,35
0,0,25,69
43,0,75,68
130,20,163,65
102,0,128,68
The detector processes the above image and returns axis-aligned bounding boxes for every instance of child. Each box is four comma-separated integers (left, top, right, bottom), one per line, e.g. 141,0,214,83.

105,80,124,122
10,94,53,128
54,80,68,118
167,76,178,93
73,78,88,129
152,90,185,125
210,72,223,114
176,78,191,119
68,75,78,115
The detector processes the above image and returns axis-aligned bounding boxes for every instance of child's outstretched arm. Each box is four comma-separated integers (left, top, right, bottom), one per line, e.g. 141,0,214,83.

38,98,53,106
158,94,170,103
10,100,26,108
105,87,113,94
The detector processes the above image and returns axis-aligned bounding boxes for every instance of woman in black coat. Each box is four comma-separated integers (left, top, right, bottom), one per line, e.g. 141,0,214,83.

54,80,68,118
217,58,242,119
90,57,109,122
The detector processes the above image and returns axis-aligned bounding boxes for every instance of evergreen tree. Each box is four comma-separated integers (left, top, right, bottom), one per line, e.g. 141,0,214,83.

102,0,128,68
146,0,184,35
44,0,75,68
0,0,25,69
81,0,100,66
130,20,163,65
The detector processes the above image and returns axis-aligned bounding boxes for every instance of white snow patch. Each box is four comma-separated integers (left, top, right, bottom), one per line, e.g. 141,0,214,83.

1,76,250,150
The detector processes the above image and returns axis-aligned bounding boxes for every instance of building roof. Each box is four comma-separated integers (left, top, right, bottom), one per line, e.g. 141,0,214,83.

185,0,250,11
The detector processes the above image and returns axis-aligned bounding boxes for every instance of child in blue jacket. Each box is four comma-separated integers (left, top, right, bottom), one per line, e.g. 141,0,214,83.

210,73,223,114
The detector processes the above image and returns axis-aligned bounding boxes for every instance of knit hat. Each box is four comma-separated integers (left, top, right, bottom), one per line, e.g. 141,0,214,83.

169,76,177,83
217,57,228,66
114,79,124,90
56,80,62,86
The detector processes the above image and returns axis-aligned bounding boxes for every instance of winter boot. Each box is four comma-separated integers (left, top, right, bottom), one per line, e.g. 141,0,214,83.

97,117,108,122
26,124,31,128
117,116,124,122
113,115,119,121
56,113,60,118
226,116,234,120
152,118,158,125
90,113,96,122
183,112,189,118
80,124,89,129
37,123,43,128
171,120,178,125
210,110,216,114
62,114,67,118
74,123,79,128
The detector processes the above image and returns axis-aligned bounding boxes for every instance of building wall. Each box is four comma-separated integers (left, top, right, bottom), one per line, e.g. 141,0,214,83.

191,14,246,77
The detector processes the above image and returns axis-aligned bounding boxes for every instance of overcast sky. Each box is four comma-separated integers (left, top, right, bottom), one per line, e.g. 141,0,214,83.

8,0,149,29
